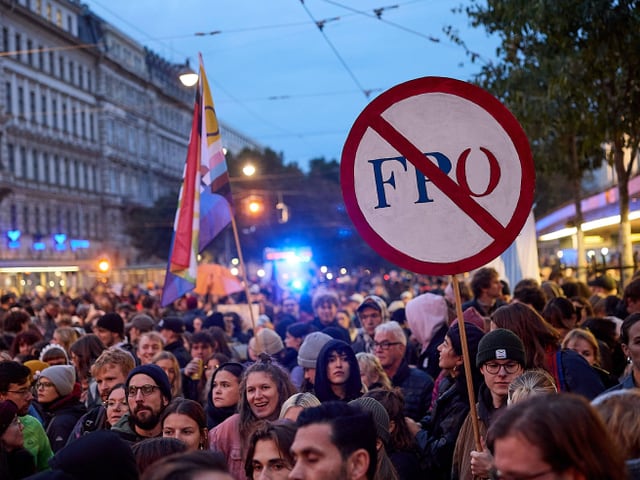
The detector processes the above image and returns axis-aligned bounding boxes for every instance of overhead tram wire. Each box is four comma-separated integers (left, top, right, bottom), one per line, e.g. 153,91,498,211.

320,0,494,66
298,0,373,99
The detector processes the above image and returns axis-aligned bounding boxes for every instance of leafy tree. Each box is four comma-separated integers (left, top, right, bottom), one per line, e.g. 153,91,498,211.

458,0,640,282
124,191,177,261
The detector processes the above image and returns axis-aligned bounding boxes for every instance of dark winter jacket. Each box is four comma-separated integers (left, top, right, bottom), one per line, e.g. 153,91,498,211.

549,348,605,400
164,339,191,368
392,359,434,421
36,387,87,453
416,376,471,480
66,404,108,445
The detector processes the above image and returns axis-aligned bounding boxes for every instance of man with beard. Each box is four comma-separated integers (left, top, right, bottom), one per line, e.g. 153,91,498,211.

289,402,377,480
0,361,53,471
111,364,172,443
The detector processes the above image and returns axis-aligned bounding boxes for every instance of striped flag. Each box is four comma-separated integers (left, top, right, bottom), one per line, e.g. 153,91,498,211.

161,55,233,307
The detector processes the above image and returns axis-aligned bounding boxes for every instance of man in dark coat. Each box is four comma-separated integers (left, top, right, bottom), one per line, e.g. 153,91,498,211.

374,321,433,421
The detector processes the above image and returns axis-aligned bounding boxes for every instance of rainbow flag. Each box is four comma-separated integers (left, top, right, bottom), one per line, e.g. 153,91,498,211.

161,55,233,307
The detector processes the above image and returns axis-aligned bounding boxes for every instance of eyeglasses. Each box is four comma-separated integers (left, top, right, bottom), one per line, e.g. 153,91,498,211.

495,468,553,480
128,384,160,397
6,388,32,397
104,400,129,409
373,341,402,350
483,362,521,375
35,381,55,389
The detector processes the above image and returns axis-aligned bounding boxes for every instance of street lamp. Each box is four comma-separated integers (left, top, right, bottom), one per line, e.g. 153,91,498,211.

178,61,199,87
242,164,256,177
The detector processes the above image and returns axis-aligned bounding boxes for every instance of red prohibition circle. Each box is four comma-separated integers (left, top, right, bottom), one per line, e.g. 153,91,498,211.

340,77,535,275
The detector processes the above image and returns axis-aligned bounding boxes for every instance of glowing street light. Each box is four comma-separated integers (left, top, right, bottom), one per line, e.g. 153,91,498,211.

242,164,256,177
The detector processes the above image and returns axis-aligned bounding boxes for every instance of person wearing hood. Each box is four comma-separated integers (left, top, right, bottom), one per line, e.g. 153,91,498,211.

314,339,362,402
407,322,484,480
352,296,389,354
405,293,449,379
0,399,36,479
33,365,86,452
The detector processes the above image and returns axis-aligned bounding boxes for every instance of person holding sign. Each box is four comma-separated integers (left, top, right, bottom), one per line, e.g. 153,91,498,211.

407,322,484,480
451,328,526,480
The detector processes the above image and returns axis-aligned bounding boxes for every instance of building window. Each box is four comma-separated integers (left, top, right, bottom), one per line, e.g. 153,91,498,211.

87,71,92,91
74,160,80,187
14,33,21,61
56,10,62,28
78,65,84,89
17,86,24,118
34,150,40,181
53,155,59,184
23,206,30,234
41,94,47,126
19,147,27,178
62,102,67,132
67,15,73,33
45,208,51,234
59,56,64,80
46,3,52,21
49,51,54,74
5,82,11,114
10,204,17,230
29,90,36,123
2,27,8,52
65,158,71,186
71,107,76,135
26,39,33,65
36,0,41,14
81,111,86,138
38,45,44,70
7,144,15,173
52,98,58,129
68,60,74,84
35,206,41,234
89,113,94,140
43,153,49,183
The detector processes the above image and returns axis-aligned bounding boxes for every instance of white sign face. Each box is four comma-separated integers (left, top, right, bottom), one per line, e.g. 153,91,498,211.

341,77,534,274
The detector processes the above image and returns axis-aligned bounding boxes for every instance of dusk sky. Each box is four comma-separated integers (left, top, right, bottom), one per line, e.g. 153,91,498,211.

85,0,499,170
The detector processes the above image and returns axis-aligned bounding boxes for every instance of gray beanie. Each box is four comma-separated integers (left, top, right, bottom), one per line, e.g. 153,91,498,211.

40,365,76,397
349,396,390,445
297,332,332,368
254,329,285,355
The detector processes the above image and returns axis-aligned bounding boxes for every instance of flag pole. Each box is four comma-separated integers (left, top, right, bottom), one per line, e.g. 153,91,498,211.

452,275,482,452
228,205,261,352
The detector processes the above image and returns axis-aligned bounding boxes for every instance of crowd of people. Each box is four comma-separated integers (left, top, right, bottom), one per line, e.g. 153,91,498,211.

0,266,639,479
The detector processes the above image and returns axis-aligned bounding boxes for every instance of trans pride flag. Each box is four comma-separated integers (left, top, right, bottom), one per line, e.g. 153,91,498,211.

161,55,233,307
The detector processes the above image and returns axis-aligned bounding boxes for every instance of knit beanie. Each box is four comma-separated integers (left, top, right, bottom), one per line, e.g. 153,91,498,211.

447,322,485,359
126,364,172,401
297,332,333,368
96,312,125,336
476,328,526,368
23,359,49,379
40,365,76,397
287,322,314,339
254,328,285,355
349,396,390,446
0,400,18,435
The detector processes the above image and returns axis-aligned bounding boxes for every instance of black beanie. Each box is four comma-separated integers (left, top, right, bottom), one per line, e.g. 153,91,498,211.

447,322,485,359
96,313,125,337
125,364,172,401
476,328,526,367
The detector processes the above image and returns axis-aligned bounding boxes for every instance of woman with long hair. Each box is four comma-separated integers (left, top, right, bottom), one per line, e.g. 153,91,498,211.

244,420,296,480
313,339,362,402
161,398,208,451
69,334,106,405
491,303,605,399
365,388,421,480
209,355,296,480
205,362,244,429
152,351,183,398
